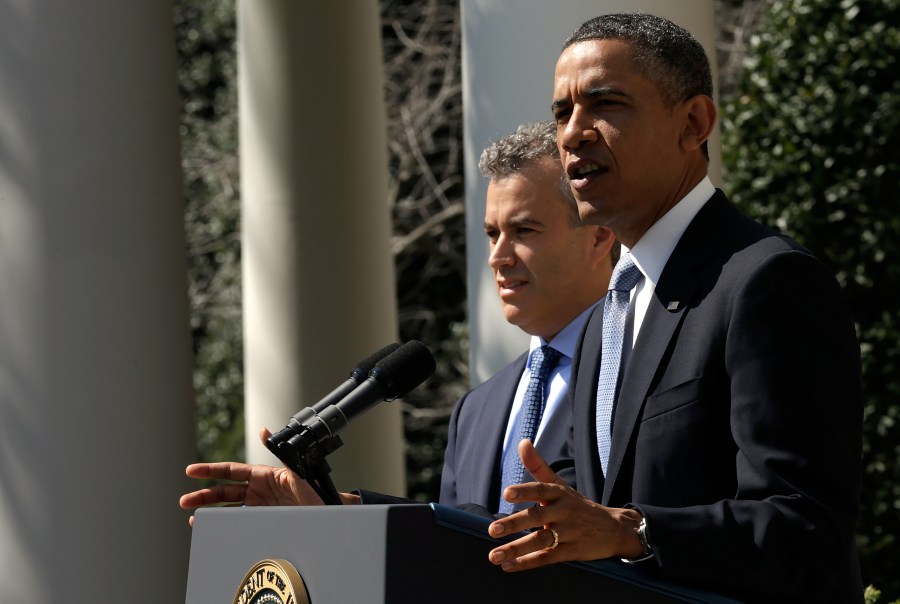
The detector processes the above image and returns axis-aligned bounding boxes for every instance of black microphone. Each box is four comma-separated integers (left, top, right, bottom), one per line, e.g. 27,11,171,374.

266,342,401,450
285,340,435,454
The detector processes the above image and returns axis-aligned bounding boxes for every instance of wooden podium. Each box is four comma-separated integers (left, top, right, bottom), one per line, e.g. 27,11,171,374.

185,504,742,603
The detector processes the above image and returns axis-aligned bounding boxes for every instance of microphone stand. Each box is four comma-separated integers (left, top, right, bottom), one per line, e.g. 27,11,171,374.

267,436,345,506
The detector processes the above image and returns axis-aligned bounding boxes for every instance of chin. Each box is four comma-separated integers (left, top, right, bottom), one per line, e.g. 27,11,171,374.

576,201,602,222
501,308,520,325
577,198,618,227
503,311,531,332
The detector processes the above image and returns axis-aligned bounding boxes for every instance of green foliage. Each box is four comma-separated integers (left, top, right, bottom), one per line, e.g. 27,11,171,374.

866,584,900,604
174,0,244,462
722,0,900,597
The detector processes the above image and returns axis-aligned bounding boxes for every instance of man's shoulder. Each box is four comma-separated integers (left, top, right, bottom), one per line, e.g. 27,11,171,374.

659,192,839,310
467,353,528,397
450,352,525,426
687,191,816,270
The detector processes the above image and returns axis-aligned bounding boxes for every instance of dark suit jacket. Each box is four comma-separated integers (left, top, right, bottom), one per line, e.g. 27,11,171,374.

440,353,574,513
569,191,863,602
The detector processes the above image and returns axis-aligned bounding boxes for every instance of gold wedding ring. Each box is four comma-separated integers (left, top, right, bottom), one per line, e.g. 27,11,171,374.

549,528,559,550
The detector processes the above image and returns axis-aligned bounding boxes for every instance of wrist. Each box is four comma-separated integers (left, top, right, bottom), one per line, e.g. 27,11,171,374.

620,510,655,564
340,492,362,505
616,508,646,558
635,516,652,556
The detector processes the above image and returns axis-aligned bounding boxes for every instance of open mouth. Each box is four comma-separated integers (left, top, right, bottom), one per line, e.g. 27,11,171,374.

567,161,608,189
497,279,527,296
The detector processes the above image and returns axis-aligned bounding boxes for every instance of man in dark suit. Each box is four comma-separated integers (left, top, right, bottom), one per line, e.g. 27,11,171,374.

485,14,864,602
179,121,615,515
440,121,615,512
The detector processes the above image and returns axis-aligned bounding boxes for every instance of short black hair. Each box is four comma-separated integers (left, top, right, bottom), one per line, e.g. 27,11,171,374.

564,13,713,107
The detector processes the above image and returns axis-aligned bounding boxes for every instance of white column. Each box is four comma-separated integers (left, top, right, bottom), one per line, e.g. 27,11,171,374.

0,2,195,601
239,1,404,494
461,0,720,383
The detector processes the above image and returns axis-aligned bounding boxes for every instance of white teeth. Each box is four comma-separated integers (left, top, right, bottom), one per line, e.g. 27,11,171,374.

576,163,599,176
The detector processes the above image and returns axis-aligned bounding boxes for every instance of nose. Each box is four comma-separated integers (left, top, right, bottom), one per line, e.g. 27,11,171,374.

559,108,598,151
488,234,515,270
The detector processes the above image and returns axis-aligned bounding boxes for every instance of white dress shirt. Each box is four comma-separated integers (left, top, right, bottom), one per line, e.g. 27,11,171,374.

626,176,716,344
500,299,602,454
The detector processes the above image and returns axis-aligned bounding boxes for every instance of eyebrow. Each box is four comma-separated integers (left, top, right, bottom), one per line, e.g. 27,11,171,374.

484,216,543,231
551,85,632,112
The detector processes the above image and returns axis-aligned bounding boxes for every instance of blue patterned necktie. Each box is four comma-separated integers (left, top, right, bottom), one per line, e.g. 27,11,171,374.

498,345,561,514
596,254,642,477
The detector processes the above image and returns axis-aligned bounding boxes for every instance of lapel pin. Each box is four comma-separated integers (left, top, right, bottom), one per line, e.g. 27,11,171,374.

667,301,680,311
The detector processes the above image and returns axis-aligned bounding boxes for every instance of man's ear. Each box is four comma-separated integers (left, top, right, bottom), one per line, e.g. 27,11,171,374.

680,94,717,152
590,225,616,262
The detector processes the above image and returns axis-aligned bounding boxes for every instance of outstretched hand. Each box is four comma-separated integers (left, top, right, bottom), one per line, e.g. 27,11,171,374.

178,428,359,526
487,440,644,571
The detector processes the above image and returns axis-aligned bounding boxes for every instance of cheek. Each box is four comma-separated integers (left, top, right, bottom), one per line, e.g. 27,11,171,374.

604,129,640,172
555,241,593,281
535,248,571,287
605,119,665,163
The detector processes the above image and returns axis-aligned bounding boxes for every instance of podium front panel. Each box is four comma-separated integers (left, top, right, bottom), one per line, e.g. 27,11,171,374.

185,504,738,603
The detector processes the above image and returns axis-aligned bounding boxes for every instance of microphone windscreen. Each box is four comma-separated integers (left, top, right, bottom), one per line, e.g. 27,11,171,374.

355,342,401,374
374,340,436,399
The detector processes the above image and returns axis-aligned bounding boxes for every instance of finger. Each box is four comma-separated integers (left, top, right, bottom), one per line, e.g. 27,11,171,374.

488,497,555,538
188,514,195,528
179,483,247,509
185,463,211,479
259,427,273,447
488,528,563,571
186,461,254,482
180,487,224,509
499,480,567,516
494,545,564,572
518,440,566,486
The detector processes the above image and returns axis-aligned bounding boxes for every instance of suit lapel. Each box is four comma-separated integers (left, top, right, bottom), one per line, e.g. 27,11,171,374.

602,274,696,502
602,192,730,502
573,305,606,499
472,355,525,508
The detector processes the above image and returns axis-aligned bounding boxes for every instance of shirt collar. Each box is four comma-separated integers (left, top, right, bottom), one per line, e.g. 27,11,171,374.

530,298,603,362
625,176,715,286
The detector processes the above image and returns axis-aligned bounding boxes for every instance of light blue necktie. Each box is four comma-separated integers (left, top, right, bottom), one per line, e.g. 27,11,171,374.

596,254,642,477
498,345,561,514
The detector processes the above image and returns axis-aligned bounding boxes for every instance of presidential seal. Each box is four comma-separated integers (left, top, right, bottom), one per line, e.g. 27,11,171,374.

232,559,310,604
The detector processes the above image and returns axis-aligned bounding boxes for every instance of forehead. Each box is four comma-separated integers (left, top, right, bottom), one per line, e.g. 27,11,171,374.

484,161,569,219
553,39,639,94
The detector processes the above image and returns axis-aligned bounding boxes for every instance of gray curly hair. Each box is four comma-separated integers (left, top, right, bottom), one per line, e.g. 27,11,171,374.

478,121,580,224
478,120,620,261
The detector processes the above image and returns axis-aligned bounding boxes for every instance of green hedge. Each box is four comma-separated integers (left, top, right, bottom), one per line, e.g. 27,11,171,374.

721,0,900,597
